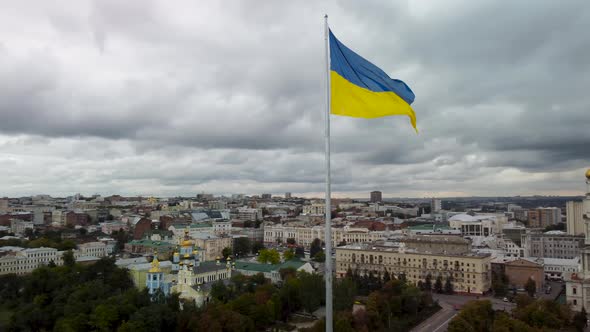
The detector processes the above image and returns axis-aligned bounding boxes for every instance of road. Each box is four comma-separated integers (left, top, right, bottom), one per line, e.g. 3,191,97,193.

411,294,516,332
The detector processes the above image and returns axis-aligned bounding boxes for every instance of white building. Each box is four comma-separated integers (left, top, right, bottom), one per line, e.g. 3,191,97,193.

213,220,232,235
567,201,585,236
302,204,325,216
566,169,590,311
10,219,34,235
237,207,262,221
0,247,64,275
76,241,114,258
448,213,507,237
263,224,389,248
544,257,579,281
431,198,442,213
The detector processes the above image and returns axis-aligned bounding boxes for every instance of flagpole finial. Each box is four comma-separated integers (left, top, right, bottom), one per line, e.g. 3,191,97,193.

324,14,328,18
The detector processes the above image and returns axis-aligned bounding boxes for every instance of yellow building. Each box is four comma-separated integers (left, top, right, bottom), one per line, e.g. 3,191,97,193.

336,240,492,294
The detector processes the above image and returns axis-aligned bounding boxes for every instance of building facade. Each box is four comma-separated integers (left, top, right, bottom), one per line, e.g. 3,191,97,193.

566,169,590,311
528,207,561,228
263,224,389,248
522,230,583,259
567,201,585,236
335,241,492,294
431,198,442,213
448,213,507,237
302,204,325,215
370,191,382,203
0,247,64,275
192,234,233,262
237,208,262,221
503,259,544,291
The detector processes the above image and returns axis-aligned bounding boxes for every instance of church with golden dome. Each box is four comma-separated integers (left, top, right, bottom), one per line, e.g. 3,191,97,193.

145,227,234,306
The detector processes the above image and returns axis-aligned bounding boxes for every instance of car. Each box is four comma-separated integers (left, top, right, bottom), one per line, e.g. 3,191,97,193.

503,297,509,302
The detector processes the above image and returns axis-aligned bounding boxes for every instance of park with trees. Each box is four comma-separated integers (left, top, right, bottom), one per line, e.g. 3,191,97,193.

0,253,443,331
448,295,588,332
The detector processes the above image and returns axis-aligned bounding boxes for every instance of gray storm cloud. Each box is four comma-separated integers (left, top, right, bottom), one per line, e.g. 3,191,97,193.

0,0,588,197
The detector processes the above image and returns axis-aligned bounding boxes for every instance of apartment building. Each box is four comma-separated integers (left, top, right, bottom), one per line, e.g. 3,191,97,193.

522,230,584,259
0,247,64,275
335,239,492,294
528,207,561,228
192,234,233,261
263,224,389,248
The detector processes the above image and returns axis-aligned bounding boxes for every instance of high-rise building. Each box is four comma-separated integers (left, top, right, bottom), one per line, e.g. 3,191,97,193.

528,207,561,228
567,201,585,236
0,198,8,212
285,192,292,199
370,191,382,203
261,193,272,200
431,198,442,213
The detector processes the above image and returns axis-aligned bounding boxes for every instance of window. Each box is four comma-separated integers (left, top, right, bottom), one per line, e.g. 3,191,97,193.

573,288,577,295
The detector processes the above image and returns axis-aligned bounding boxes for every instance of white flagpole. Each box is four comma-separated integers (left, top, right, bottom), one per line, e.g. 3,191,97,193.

323,14,333,332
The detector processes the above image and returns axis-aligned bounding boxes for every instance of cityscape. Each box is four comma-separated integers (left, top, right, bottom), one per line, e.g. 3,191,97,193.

2,1,590,332
0,169,589,330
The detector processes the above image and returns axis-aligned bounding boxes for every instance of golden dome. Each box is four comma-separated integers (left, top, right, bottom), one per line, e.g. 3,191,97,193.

179,262,184,266
184,253,190,258
586,168,590,180
149,257,161,273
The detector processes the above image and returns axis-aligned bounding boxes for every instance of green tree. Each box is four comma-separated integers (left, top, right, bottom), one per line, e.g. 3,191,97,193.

222,247,232,259
492,270,509,296
283,249,295,261
298,272,324,313
448,300,494,332
573,307,588,332
251,241,265,254
63,250,76,267
210,280,231,303
424,274,432,291
334,278,356,311
279,267,297,281
233,237,251,257
524,277,536,297
444,277,454,294
257,249,280,264
295,246,305,258
310,238,322,258
312,251,325,263
383,270,391,283
286,238,296,245
434,276,443,293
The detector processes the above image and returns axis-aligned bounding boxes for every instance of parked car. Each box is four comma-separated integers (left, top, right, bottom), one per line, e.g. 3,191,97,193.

503,297,509,302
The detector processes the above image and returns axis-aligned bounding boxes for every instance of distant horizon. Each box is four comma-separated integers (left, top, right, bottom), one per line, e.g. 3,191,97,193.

2,192,585,200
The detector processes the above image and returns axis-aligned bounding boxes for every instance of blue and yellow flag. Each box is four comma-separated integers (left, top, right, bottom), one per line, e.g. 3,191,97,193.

329,30,417,130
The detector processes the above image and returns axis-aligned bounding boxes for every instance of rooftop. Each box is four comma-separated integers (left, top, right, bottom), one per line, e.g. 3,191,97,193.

233,259,307,273
337,243,489,258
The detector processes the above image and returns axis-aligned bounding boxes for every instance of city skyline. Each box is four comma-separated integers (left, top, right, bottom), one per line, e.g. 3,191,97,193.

1,0,589,197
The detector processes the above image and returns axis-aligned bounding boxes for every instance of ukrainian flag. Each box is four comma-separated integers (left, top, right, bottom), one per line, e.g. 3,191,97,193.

329,30,417,130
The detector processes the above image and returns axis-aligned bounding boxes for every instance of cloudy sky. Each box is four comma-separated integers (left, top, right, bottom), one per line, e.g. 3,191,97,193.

1,0,589,198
